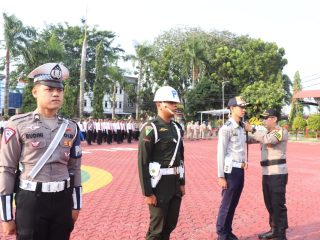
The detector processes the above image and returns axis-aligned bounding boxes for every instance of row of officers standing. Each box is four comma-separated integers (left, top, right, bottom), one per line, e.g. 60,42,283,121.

138,91,289,240
0,62,288,240
78,118,144,145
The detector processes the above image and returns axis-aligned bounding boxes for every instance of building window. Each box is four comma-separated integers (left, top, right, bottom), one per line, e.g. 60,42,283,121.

127,100,134,107
90,100,93,107
119,88,122,94
119,101,122,109
105,101,108,108
84,100,87,107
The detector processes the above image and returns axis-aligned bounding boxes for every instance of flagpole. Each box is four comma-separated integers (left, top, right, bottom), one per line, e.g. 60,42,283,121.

79,6,88,118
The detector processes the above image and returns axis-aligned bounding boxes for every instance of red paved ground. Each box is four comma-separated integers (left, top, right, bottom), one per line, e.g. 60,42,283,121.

1,138,320,240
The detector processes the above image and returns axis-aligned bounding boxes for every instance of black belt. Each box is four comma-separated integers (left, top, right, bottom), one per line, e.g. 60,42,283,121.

260,159,286,166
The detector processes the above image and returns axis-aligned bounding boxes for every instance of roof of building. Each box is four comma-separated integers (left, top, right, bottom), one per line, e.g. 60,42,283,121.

293,90,320,99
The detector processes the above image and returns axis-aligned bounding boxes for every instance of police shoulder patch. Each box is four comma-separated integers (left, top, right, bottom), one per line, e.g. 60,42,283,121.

145,126,153,136
272,128,283,141
4,128,16,144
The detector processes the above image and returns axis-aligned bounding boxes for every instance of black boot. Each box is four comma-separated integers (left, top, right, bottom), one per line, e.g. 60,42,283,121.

273,229,287,240
258,228,277,239
228,232,239,240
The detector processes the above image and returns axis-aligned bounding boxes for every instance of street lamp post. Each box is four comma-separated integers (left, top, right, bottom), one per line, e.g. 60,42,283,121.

222,81,229,123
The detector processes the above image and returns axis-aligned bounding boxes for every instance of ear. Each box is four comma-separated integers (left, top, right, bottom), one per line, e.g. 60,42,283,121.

32,85,38,98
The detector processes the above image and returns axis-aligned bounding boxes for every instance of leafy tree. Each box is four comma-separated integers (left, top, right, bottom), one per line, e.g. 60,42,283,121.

92,41,106,119
19,32,66,113
107,66,125,119
60,81,77,118
289,71,303,125
307,114,320,139
292,116,307,140
2,13,35,115
183,32,208,87
242,77,285,118
129,43,155,119
185,77,220,118
21,81,36,113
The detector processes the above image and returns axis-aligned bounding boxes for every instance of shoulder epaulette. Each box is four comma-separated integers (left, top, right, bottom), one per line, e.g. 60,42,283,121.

11,112,33,122
272,128,283,141
225,121,232,126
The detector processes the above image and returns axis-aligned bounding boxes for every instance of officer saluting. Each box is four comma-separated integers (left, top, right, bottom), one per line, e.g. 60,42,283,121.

0,63,82,239
138,86,185,240
245,109,288,240
216,96,249,240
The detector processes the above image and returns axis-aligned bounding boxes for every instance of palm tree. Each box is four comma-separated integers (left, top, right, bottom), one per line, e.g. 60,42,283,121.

130,43,154,120
107,66,124,119
184,33,206,88
3,13,35,116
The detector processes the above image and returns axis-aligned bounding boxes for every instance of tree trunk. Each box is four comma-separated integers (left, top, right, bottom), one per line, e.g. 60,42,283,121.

135,61,142,120
112,84,116,119
4,49,10,116
79,29,87,118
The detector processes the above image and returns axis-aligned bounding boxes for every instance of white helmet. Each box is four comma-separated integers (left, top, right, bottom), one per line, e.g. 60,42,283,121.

153,86,180,103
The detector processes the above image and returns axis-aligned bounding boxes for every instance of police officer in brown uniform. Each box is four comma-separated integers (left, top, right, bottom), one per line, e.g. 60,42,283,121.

245,109,288,240
0,63,82,240
138,86,185,240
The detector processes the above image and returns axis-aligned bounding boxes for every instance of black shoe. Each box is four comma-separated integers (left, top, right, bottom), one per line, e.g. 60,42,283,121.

258,229,276,239
228,232,239,240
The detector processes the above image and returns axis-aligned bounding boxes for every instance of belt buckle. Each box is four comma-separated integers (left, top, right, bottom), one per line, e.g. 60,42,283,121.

51,182,60,192
26,182,33,190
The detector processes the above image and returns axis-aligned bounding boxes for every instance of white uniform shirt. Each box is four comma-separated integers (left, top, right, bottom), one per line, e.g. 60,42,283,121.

217,118,246,178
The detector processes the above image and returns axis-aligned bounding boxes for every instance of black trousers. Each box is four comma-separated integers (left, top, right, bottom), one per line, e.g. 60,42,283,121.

97,130,103,145
146,175,182,240
86,130,93,145
116,130,121,144
15,188,73,240
216,168,244,239
107,130,113,144
127,130,132,143
262,174,288,234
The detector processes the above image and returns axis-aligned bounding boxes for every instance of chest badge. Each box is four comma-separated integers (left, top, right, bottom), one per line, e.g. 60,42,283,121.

64,140,72,147
31,141,40,148
25,125,40,131
159,128,168,132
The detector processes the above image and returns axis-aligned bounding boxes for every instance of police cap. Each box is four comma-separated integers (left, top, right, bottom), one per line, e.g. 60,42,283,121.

227,96,250,108
260,109,280,119
28,63,69,88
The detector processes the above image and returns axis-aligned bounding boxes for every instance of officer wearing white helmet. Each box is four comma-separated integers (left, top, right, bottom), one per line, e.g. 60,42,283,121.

0,63,82,239
138,85,185,239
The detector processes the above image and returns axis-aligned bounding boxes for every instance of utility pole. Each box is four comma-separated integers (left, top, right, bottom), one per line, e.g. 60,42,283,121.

222,81,229,123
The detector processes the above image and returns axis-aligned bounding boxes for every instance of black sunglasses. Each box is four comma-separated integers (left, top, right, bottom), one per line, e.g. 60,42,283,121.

236,105,246,109
262,116,275,120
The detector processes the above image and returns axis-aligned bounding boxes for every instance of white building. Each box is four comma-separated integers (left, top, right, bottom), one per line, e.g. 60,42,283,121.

83,76,137,117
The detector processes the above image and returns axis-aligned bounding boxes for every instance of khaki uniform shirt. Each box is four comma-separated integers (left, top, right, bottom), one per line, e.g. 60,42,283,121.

251,125,288,175
0,111,82,195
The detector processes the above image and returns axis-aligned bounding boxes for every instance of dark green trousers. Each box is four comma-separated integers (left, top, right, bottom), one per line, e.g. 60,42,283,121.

146,175,182,240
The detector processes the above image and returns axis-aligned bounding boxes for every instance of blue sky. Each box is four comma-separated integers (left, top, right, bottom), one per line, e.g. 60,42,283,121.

1,0,320,90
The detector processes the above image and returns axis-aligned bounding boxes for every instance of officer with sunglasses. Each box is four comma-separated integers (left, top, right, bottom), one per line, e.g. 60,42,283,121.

245,109,288,240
